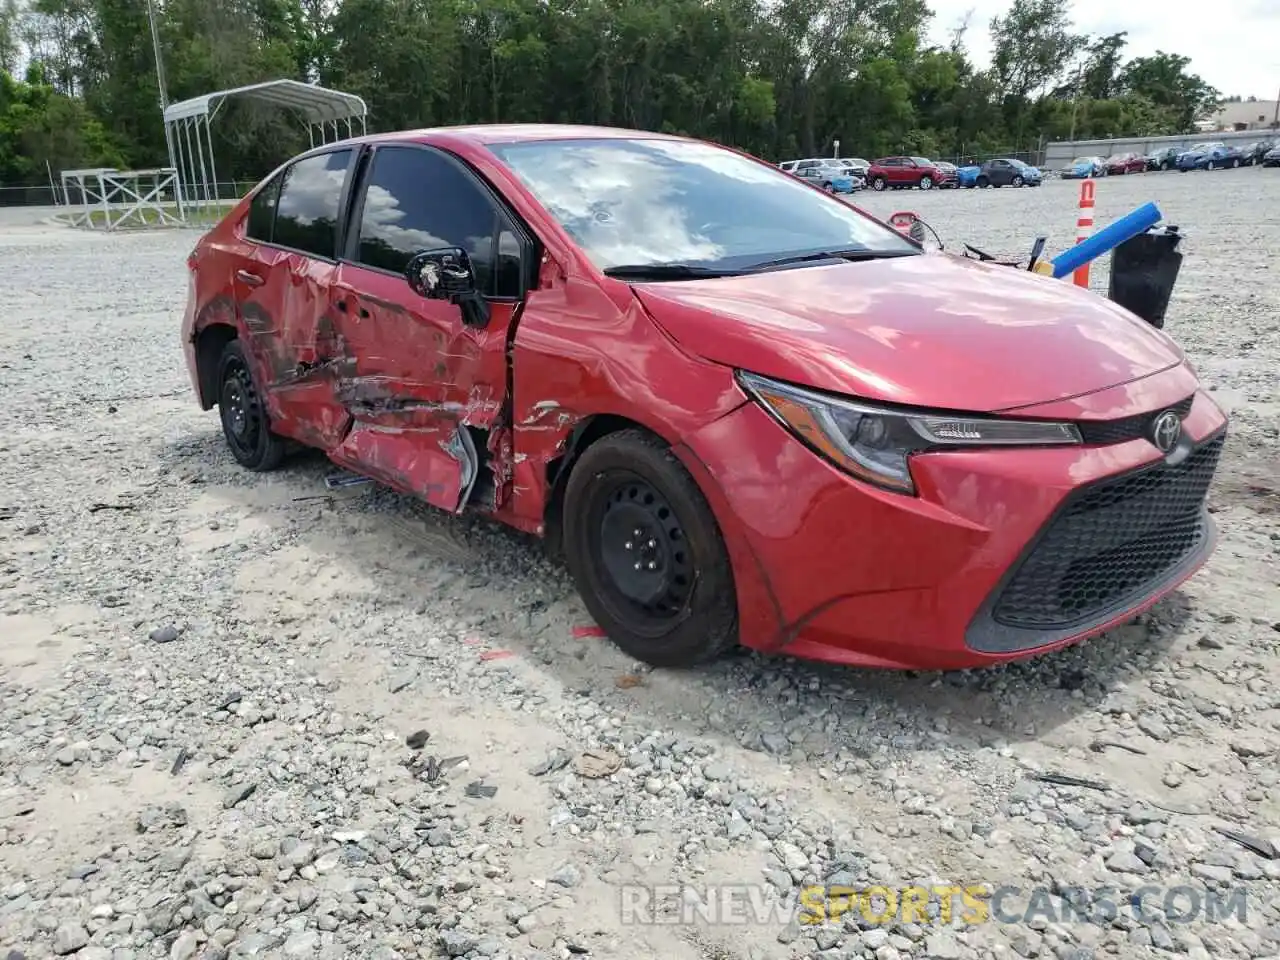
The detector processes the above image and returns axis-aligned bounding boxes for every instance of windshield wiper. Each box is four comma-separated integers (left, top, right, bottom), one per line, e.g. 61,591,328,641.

745,249,919,272
603,263,743,280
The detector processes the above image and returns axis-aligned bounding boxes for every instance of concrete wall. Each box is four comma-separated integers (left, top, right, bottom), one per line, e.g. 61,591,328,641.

1044,129,1271,169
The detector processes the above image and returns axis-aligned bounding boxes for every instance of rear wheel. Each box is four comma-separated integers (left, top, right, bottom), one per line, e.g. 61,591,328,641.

976,176,990,188
562,429,738,668
217,339,287,472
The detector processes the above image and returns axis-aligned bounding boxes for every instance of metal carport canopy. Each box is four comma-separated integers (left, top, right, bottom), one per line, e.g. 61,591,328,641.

162,78,367,125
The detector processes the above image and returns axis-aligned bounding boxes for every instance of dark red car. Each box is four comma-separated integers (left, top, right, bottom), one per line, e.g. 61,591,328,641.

1104,152,1147,175
866,156,947,191
182,125,1227,671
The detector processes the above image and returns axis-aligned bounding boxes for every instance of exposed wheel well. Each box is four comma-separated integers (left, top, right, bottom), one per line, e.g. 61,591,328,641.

195,323,239,410
543,414,666,558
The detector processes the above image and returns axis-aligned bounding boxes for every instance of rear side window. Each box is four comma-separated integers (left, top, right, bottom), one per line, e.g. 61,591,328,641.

353,145,519,297
272,150,352,258
246,174,281,242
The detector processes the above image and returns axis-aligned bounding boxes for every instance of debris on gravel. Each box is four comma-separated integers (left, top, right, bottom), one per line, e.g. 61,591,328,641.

1,172,1278,959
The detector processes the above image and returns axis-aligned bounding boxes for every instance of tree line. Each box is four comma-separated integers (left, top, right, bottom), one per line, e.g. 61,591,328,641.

0,0,1223,189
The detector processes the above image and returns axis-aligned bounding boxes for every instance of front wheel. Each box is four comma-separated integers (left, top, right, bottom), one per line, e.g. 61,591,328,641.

976,176,990,188
1230,158,1240,168
1012,175,1024,187
919,176,934,190
217,339,287,471
872,177,887,191
822,181,834,193
562,429,738,668
1206,160,1216,170
1160,160,1171,171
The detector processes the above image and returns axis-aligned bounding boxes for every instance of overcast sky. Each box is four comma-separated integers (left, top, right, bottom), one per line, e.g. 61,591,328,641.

924,0,1278,101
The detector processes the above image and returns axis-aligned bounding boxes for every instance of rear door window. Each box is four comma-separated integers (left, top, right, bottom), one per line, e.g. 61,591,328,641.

246,174,281,242
271,149,352,258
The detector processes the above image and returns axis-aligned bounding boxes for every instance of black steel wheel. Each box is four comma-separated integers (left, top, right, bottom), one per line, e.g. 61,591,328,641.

563,429,738,668
217,339,287,471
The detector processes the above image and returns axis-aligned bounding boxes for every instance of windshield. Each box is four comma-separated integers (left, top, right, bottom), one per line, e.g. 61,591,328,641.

1072,157,1093,165
488,137,918,270
910,156,932,166
1188,143,1212,151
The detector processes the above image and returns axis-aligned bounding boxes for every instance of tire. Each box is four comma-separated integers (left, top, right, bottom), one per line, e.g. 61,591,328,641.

1160,161,1170,171
1206,160,1216,170
562,429,738,668
976,176,990,188
919,176,933,190
872,177,887,191
821,181,834,193
1230,158,1240,168
217,339,287,472
1012,175,1024,187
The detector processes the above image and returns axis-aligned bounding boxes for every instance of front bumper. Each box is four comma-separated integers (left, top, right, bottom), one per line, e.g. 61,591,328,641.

682,371,1228,669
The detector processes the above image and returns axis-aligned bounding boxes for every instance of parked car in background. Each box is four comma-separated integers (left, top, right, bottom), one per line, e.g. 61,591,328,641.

790,160,858,193
866,156,948,191
1242,139,1278,166
839,158,871,178
1104,152,1146,175
1144,147,1179,171
1176,142,1242,170
183,123,1229,671
975,158,1042,188
932,161,960,187
1263,144,1280,167
956,164,981,188
1061,156,1106,179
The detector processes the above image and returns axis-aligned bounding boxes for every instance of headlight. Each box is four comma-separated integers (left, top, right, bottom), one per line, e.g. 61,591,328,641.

738,372,1081,495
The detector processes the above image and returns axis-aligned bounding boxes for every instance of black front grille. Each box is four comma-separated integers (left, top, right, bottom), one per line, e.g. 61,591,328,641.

1075,395,1194,446
991,432,1224,630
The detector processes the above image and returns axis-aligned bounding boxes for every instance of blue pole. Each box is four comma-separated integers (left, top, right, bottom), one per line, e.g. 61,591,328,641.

1050,202,1162,280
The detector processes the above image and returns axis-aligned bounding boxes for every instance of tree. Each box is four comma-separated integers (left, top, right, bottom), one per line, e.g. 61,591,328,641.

0,0,1227,182
1121,51,1219,131
989,0,1084,102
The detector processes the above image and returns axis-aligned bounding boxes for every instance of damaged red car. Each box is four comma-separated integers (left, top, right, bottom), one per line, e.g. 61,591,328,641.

182,125,1228,671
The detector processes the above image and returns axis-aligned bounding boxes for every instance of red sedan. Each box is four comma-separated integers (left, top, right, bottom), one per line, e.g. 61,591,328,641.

1105,152,1147,174
182,125,1227,671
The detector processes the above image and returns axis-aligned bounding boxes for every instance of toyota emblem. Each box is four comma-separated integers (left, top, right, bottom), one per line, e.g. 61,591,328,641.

1151,411,1181,453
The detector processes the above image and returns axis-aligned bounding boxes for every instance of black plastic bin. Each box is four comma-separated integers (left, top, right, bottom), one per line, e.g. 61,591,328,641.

1107,225,1183,329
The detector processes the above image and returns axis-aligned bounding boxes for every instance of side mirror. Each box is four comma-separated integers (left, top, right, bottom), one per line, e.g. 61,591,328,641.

404,247,489,327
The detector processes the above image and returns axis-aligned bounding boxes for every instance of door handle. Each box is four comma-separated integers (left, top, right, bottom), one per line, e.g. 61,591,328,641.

236,269,264,287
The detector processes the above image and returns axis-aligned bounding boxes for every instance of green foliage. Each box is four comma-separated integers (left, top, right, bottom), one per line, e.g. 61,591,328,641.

0,66,125,182
0,0,1232,185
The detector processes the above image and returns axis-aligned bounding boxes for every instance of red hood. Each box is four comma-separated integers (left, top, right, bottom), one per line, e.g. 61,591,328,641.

631,252,1184,412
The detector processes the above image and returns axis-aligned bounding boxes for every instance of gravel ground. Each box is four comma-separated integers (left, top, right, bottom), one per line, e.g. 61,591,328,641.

1,168,1278,960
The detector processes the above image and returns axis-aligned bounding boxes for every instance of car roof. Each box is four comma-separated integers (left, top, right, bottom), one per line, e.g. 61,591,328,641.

330,123,693,149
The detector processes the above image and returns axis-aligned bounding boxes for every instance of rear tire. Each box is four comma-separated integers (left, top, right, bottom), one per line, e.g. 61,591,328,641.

976,176,990,188
217,339,287,472
562,429,739,668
